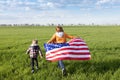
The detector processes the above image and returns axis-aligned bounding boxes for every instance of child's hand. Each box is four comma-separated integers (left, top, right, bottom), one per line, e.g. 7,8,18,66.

41,56,43,58
40,55,43,58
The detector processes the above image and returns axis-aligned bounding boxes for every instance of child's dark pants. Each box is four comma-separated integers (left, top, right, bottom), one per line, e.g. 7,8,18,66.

31,58,38,70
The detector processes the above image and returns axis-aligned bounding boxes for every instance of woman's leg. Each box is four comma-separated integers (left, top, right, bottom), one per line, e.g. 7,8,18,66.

58,60,65,69
58,60,66,75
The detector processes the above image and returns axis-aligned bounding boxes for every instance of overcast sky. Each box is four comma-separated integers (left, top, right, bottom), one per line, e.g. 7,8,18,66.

0,0,120,25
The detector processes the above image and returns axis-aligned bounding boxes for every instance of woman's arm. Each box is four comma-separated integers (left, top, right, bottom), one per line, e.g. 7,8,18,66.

47,34,56,43
64,33,76,39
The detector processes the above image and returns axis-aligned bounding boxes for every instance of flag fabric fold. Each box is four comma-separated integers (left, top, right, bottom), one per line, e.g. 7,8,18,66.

44,38,91,62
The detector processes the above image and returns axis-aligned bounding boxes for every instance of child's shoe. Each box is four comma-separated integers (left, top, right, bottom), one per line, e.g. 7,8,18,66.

31,70,34,73
36,66,39,70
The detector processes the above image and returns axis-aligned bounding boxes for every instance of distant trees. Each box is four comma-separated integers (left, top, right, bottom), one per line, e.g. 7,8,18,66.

0,23,120,27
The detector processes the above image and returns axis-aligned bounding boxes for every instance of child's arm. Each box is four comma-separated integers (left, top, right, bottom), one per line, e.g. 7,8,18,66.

38,47,43,58
39,51,43,58
26,48,30,54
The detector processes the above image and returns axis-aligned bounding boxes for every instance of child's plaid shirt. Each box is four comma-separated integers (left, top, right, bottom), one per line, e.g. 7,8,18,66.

26,44,42,58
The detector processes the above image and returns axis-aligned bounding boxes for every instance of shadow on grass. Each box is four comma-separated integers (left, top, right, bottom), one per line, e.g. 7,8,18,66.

65,59,120,75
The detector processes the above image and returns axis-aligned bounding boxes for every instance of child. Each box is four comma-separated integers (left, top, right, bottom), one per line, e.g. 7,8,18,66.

26,39,43,73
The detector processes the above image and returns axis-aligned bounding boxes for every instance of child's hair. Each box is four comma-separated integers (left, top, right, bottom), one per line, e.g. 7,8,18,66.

32,39,38,44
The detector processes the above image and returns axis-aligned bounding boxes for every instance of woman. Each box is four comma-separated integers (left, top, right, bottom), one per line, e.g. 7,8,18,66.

47,26,76,76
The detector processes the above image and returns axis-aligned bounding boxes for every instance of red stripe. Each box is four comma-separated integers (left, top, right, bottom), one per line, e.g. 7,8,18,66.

46,50,89,56
47,57,91,62
46,52,90,58
69,43,86,46
46,47,89,54
69,44,87,46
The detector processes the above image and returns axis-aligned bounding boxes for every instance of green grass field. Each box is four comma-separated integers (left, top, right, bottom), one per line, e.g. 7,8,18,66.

0,26,120,80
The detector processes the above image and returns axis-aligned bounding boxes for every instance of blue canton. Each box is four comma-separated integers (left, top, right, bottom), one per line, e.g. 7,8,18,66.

44,43,69,52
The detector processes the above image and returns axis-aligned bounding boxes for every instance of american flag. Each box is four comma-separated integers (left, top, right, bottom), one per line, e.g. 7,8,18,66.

44,38,91,62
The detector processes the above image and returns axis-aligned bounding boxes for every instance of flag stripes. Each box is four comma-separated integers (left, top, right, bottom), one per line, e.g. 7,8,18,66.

44,38,91,62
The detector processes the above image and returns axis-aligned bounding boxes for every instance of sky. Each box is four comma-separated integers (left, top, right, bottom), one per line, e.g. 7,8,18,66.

0,0,120,25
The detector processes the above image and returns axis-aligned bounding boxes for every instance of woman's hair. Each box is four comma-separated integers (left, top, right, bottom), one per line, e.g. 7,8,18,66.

56,26,64,32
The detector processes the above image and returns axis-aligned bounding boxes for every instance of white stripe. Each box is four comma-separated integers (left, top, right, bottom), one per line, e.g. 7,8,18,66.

64,46,88,48
69,42,86,44
47,46,88,53
47,50,90,55
47,55,91,60
46,50,90,57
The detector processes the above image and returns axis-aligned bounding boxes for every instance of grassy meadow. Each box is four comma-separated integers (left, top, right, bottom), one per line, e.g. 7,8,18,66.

0,26,120,80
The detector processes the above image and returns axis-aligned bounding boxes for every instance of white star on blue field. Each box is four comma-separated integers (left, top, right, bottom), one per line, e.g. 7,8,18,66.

0,0,120,25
